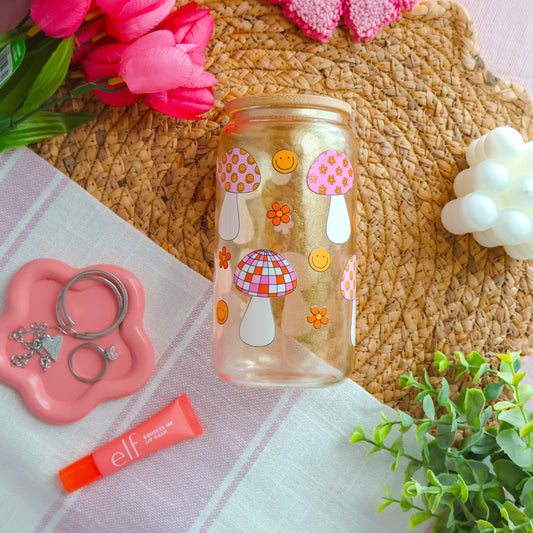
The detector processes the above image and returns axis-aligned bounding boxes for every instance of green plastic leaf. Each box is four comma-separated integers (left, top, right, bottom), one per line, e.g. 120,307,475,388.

398,410,414,429
423,395,435,420
399,493,413,512
377,499,393,514
21,37,73,113
438,378,450,406
519,478,533,507
404,460,421,483
469,430,498,456
498,352,513,364
496,371,514,385
467,351,487,367
350,425,365,443
520,420,533,439
474,363,491,383
409,510,432,529
416,420,433,443
502,500,528,528
403,481,420,499
476,520,497,533
465,388,485,427
494,400,516,411
436,414,456,450
457,474,468,503
485,381,505,401
434,351,450,372
427,440,446,473
496,429,533,468
499,407,527,429
518,385,533,404
391,449,401,472
0,110,96,151
399,372,415,388
493,459,529,499
367,445,382,457
513,372,527,386
480,405,493,427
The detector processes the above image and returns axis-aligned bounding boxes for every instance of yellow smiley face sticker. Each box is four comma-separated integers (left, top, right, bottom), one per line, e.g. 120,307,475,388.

216,300,229,324
309,248,331,272
272,149,298,174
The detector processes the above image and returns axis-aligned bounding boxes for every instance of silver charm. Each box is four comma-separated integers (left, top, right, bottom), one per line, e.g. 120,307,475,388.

9,323,62,371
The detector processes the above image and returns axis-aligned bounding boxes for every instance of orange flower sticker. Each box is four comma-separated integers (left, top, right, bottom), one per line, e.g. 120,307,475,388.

219,246,231,269
267,202,291,226
307,306,328,329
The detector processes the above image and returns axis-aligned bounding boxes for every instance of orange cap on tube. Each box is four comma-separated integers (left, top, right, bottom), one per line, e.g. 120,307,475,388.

59,454,102,493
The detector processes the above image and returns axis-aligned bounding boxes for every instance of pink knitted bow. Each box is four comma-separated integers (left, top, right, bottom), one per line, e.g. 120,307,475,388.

270,0,418,42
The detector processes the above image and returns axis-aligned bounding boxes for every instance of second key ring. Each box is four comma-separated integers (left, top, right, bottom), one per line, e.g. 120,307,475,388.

56,269,129,340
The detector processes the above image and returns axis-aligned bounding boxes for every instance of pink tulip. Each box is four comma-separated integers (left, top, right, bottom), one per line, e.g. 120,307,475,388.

31,0,93,38
119,29,206,94
82,44,140,107
97,0,175,42
143,70,217,119
158,2,214,49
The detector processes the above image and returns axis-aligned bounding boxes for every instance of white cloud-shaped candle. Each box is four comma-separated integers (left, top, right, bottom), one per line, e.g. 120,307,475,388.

441,127,533,259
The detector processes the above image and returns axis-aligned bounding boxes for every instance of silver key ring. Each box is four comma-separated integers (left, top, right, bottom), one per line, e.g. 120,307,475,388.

56,269,128,340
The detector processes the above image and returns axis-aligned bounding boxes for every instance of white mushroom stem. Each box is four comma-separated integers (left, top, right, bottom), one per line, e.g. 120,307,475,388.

326,194,351,244
218,191,240,241
350,298,356,347
239,296,275,347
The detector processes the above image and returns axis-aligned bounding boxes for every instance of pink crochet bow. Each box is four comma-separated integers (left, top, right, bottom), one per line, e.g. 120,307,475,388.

270,0,418,42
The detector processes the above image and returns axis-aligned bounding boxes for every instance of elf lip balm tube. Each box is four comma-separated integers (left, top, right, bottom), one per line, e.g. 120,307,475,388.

59,394,203,493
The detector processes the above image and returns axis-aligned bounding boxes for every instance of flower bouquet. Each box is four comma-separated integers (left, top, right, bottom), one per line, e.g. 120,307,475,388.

0,0,217,153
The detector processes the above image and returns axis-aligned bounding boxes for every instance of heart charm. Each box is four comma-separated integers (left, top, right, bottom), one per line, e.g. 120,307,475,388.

42,334,63,361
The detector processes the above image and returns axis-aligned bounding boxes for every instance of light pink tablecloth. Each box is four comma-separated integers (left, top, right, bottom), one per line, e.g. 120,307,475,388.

455,0,533,95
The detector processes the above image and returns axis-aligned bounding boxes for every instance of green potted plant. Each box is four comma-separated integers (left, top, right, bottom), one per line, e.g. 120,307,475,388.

350,350,533,532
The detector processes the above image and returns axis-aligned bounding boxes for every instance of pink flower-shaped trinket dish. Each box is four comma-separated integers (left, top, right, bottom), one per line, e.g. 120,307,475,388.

0,259,154,424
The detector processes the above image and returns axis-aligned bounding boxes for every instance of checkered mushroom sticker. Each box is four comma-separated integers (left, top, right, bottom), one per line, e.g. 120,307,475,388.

217,147,261,241
340,254,357,346
234,249,297,346
307,150,354,244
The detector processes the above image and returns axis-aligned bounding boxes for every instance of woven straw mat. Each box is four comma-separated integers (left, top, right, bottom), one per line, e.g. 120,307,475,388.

33,0,533,414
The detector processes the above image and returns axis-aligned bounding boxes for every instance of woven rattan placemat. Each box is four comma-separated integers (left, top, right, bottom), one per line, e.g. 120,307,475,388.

32,0,533,412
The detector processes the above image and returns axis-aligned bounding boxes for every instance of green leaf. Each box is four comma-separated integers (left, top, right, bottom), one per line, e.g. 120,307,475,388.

416,420,433,442
518,385,533,404
467,350,487,367
496,371,514,385
498,352,513,364
21,37,73,113
367,445,382,457
409,510,432,529
496,429,533,468
499,407,527,429
485,381,505,401
502,500,528,528
436,414,456,450
513,372,527,386
399,372,415,388
437,377,450,406
399,493,413,512
423,395,435,420
350,425,365,443
457,474,468,503
519,478,533,507
474,363,490,383
469,430,498,456
480,405,493,427
434,351,450,372
0,111,95,151
377,499,393,514
465,388,485,427
493,459,529,500
404,460,421,483
427,440,447,473
520,420,533,439
476,519,497,532
391,449,401,472
398,410,414,429
494,400,516,411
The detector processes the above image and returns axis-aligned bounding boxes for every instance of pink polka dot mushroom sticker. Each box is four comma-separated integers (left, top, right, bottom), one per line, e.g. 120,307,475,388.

234,249,297,347
217,147,261,241
307,150,355,244
340,254,357,347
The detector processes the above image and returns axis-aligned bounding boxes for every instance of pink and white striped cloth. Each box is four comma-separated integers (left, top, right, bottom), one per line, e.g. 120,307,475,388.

0,147,424,532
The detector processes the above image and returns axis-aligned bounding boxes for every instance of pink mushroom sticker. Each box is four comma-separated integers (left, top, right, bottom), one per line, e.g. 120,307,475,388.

340,254,357,346
217,147,261,241
307,150,354,244
234,249,297,347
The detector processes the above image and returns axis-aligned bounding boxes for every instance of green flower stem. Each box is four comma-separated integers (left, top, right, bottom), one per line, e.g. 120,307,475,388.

360,437,423,465
0,78,122,138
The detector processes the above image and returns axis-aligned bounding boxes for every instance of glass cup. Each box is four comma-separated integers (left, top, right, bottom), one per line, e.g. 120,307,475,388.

213,95,358,387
